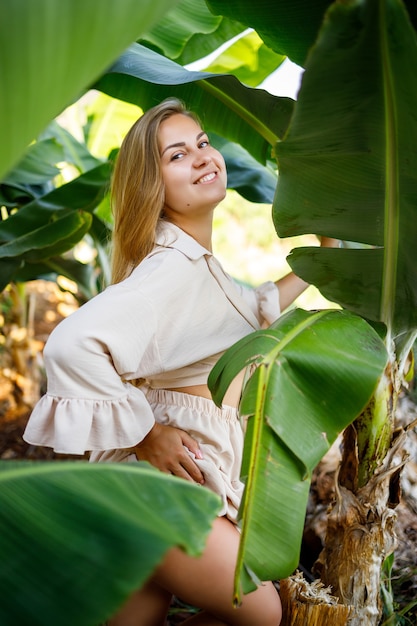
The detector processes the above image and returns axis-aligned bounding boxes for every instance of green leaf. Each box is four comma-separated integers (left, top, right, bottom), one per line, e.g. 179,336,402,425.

140,0,244,63
273,0,417,339
176,16,246,66
205,30,286,87
236,408,309,593
209,308,387,592
0,0,180,179
0,163,111,244
0,137,111,292
0,159,109,283
206,0,332,66
0,259,22,290
0,184,37,211
2,139,64,187
84,93,142,160
0,211,93,261
211,134,277,203
0,137,66,212
94,43,295,164
40,121,103,173
14,256,96,303
0,461,220,626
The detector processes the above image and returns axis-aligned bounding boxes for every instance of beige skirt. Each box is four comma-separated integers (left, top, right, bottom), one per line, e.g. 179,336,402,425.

89,388,244,523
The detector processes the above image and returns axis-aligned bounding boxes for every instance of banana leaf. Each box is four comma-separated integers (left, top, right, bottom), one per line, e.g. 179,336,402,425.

0,163,111,245
272,0,417,346
0,211,92,262
211,134,277,203
40,121,103,173
0,214,94,291
83,94,143,161
139,0,245,64
0,461,220,626
12,256,96,303
0,0,180,179
202,30,286,87
206,0,333,66
0,163,110,289
208,308,387,597
0,139,66,211
94,43,295,164
206,0,417,66
1,139,64,188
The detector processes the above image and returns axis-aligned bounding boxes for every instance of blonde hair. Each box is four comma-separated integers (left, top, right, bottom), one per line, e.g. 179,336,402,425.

110,98,199,284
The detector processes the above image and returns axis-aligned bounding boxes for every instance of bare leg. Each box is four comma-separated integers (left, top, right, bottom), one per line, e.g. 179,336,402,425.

108,517,281,626
154,516,282,626
108,579,172,626
181,613,228,625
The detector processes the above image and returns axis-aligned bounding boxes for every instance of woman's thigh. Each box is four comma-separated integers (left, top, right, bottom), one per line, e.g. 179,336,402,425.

154,516,282,626
108,579,172,626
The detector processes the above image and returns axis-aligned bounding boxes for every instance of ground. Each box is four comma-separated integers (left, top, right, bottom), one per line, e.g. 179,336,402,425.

1,280,416,624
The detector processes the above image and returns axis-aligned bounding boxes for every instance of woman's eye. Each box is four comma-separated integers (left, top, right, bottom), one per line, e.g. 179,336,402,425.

199,139,209,148
171,152,184,161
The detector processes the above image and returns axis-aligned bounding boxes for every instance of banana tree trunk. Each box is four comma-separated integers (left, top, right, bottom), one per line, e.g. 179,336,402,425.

312,422,409,625
280,572,353,626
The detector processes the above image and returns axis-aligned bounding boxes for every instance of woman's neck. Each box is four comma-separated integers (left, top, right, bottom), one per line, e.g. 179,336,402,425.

167,213,213,252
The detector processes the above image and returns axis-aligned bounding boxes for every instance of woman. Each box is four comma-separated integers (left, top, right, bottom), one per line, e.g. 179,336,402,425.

24,98,335,625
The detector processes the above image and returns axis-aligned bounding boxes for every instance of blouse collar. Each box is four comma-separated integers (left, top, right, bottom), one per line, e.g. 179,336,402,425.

155,221,212,260
155,221,260,330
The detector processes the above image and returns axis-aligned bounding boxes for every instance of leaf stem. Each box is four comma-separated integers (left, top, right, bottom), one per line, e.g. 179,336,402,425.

379,0,399,343
233,363,270,604
199,79,279,146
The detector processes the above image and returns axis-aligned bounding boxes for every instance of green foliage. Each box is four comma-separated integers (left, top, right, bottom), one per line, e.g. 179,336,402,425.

209,308,387,595
268,0,417,505
273,0,417,349
0,127,111,299
204,30,286,87
0,461,220,625
138,0,245,64
207,0,333,66
0,0,180,180
381,553,417,625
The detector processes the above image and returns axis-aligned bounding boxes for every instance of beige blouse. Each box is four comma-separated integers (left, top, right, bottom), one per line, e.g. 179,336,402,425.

23,222,280,455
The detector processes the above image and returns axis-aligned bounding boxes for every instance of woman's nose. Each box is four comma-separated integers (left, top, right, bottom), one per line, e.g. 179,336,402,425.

193,151,211,167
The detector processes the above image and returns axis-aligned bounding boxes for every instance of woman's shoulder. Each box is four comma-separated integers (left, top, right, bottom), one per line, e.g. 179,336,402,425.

135,245,197,278
117,246,203,301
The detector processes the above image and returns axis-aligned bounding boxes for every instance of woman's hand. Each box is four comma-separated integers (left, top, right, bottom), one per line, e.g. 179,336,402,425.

135,423,205,484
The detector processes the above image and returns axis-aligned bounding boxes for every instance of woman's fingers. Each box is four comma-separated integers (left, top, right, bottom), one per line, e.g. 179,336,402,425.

135,423,205,484
180,430,203,460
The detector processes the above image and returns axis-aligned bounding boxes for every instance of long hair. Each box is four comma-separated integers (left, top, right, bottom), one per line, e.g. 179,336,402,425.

110,98,200,284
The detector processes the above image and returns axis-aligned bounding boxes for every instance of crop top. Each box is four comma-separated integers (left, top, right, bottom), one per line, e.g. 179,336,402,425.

23,221,280,454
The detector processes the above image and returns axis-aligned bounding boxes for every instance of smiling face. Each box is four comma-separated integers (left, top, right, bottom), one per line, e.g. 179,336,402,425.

158,113,227,226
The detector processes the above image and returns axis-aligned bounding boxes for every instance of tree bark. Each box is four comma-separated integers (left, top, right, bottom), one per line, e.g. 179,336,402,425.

280,571,353,626
313,427,408,625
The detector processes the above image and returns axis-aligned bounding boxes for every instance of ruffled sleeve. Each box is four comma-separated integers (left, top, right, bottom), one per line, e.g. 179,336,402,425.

233,280,280,326
23,282,158,455
24,385,155,455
